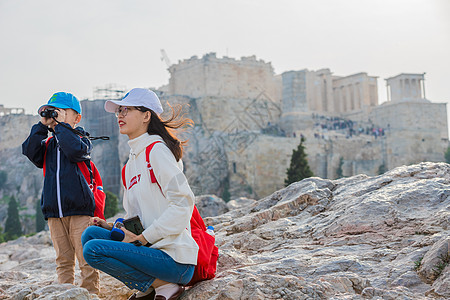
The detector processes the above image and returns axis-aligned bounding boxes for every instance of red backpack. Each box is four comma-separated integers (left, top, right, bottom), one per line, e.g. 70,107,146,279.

44,137,106,220
121,141,219,286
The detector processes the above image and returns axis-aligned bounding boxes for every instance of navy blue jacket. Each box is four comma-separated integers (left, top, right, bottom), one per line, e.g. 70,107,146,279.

22,122,95,219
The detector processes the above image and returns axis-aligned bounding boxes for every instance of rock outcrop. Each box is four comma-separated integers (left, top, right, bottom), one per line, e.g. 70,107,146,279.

0,162,449,299
196,195,229,218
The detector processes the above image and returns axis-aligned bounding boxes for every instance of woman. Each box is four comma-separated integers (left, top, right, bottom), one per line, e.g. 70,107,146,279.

82,88,198,300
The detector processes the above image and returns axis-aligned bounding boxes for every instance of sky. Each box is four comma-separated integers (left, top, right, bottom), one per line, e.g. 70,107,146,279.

0,0,449,118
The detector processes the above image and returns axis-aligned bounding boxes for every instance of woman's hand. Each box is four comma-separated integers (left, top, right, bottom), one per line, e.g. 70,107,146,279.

89,217,112,230
121,227,149,246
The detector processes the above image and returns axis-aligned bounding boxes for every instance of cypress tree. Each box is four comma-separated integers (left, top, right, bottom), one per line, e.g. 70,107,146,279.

35,199,45,232
0,170,7,190
285,137,313,186
4,196,23,241
104,191,119,219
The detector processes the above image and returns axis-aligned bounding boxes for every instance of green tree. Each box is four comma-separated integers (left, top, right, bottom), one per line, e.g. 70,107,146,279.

285,137,313,186
445,146,450,163
35,199,45,232
4,196,23,241
378,163,387,175
0,227,5,243
104,191,119,219
0,170,7,190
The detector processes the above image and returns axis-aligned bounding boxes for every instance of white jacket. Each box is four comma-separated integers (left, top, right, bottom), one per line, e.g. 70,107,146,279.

123,133,198,265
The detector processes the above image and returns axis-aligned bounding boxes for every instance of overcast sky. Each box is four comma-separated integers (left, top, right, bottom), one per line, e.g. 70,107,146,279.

0,0,449,117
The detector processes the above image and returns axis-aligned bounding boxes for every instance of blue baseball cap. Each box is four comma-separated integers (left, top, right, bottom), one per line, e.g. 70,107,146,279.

38,92,82,115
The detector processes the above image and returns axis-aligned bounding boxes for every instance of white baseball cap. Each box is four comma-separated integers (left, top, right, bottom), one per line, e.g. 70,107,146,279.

104,88,163,115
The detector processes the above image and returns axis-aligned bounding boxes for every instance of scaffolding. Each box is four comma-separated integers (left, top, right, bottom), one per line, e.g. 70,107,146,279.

183,89,282,197
93,84,127,100
80,87,124,195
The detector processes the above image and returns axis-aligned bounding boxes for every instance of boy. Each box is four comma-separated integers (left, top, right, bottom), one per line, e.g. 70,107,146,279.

22,92,99,294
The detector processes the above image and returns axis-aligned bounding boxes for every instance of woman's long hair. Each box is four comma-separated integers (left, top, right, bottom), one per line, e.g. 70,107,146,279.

138,104,193,161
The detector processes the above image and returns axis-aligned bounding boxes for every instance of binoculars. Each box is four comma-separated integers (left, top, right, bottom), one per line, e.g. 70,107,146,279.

40,107,58,118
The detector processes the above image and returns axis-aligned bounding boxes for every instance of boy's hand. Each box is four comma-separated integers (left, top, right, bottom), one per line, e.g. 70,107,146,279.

41,116,55,128
53,108,66,124
41,108,66,130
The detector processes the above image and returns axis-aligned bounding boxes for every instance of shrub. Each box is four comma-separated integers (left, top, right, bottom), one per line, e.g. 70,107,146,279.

4,196,23,241
104,191,119,219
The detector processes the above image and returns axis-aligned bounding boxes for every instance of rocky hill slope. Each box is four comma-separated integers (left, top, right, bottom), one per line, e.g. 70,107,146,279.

0,162,449,299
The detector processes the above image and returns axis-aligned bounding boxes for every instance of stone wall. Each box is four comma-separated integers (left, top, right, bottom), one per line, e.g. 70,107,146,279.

370,100,448,139
369,101,448,169
304,132,384,180
227,135,298,198
168,53,281,102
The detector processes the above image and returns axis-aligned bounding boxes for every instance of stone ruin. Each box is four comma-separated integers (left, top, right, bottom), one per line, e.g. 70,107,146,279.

156,53,448,199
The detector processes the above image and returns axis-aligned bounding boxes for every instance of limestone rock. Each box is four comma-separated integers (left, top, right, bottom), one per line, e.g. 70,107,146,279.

429,264,450,298
226,197,256,211
196,195,228,217
418,235,450,283
1,162,450,299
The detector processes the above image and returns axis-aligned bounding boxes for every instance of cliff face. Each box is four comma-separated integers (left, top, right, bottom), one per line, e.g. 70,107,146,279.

0,162,449,299
0,114,43,233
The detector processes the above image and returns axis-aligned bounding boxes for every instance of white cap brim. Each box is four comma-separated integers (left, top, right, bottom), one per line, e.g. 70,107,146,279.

104,100,125,113
104,88,163,115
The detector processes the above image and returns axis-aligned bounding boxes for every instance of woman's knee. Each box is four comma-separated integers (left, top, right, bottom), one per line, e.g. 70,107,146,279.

81,226,96,246
179,265,195,285
82,239,99,266
81,225,109,246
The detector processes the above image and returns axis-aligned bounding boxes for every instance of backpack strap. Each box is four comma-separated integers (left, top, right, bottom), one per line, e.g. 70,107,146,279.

122,141,163,192
43,137,53,177
91,162,103,190
145,141,163,192
122,164,127,189
77,160,94,190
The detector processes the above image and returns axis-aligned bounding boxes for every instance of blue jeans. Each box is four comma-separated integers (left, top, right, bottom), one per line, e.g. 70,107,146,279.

82,226,195,292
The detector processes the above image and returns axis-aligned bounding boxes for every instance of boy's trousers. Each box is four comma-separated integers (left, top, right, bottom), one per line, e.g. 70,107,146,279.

48,215,99,295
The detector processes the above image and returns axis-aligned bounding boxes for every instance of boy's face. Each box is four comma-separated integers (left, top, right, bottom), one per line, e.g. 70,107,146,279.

63,108,81,128
41,107,81,129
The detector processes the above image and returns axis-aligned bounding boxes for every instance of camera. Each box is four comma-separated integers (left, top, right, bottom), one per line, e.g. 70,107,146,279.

40,107,58,118
123,216,145,235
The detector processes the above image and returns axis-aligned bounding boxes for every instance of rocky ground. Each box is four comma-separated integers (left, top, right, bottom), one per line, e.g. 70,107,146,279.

0,162,449,299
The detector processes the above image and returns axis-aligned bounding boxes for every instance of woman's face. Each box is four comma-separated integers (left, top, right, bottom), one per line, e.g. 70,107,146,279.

115,106,150,139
